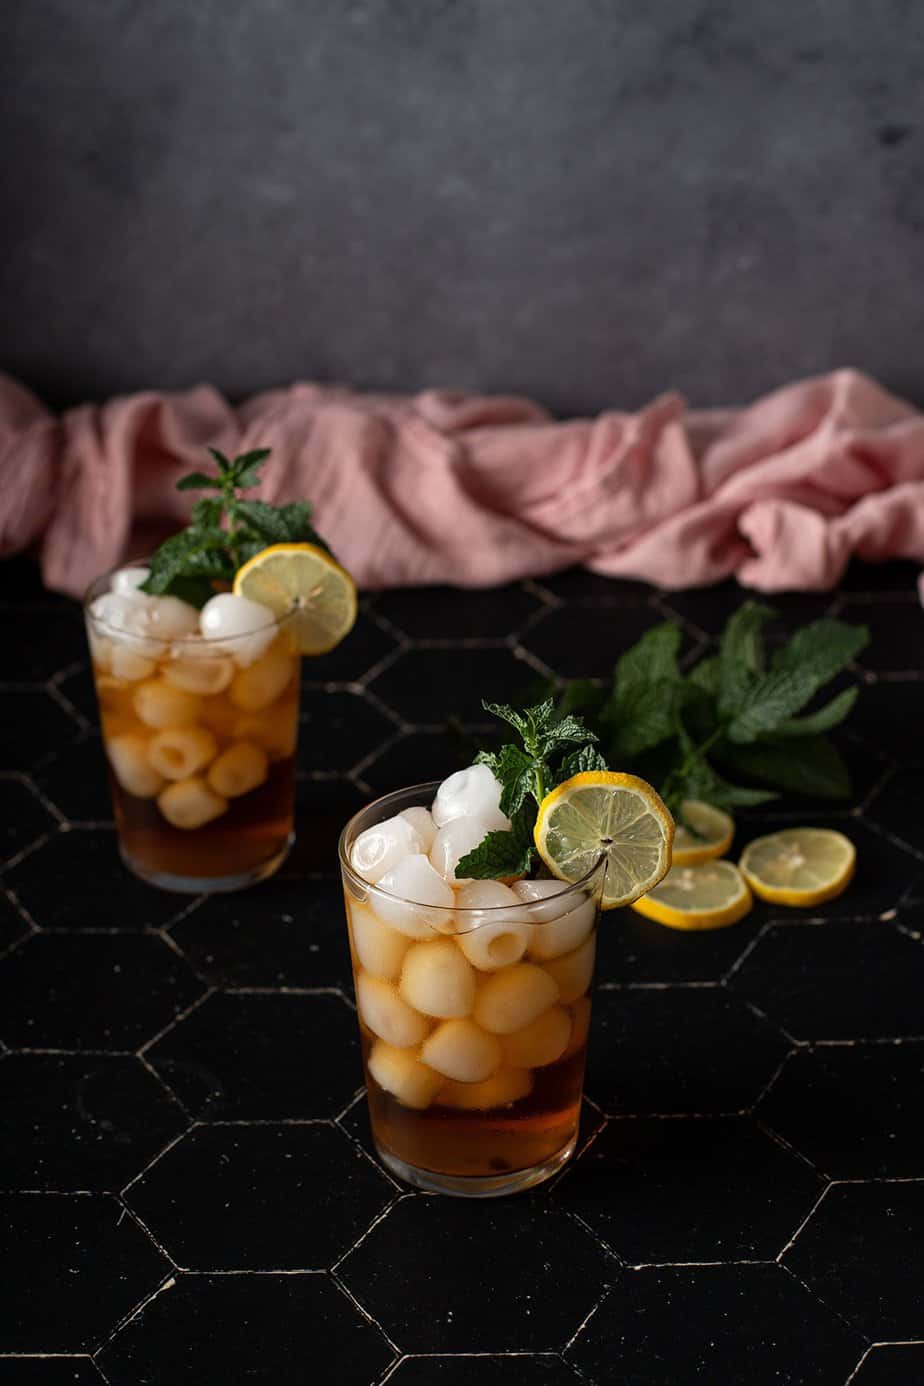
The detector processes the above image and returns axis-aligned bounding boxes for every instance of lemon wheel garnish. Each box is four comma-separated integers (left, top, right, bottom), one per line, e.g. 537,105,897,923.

233,543,357,656
533,771,674,911
672,800,735,867
632,860,753,931
739,828,855,907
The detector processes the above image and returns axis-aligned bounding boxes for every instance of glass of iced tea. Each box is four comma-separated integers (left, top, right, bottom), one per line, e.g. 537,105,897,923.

84,567,301,893
339,779,605,1197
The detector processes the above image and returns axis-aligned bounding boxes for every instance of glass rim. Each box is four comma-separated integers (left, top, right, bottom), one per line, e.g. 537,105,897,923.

338,779,606,921
83,563,296,648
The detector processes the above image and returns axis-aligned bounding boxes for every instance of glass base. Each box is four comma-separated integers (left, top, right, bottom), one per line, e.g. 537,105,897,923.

374,1131,579,1198
119,834,293,895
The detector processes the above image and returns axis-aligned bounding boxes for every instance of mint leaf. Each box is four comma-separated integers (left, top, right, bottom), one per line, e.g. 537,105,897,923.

539,712,597,756
141,526,233,599
726,667,821,743
191,497,224,528
483,701,529,739
207,448,232,474
687,654,720,697
456,809,535,880
491,744,536,818
774,687,858,737
717,734,851,800
603,623,682,757
556,745,608,781
718,602,774,717
772,619,869,685
176,471,222,492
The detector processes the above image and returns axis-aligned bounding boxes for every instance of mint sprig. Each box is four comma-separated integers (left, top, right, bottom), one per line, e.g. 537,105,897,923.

457,698,602,880
140,448,330,607
575,601,868,814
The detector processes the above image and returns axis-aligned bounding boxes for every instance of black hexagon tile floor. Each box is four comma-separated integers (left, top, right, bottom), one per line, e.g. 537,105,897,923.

4,557,924,1381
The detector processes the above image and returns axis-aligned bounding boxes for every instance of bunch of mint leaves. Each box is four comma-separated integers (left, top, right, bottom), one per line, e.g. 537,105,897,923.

558,601,869,813
455,700,606,880
139,448,330,608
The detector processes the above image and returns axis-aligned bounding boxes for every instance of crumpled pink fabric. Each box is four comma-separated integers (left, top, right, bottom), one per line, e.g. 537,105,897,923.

2,368,923,602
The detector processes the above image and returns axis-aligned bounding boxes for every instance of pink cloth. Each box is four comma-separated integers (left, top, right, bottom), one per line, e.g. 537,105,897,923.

2,369,923,601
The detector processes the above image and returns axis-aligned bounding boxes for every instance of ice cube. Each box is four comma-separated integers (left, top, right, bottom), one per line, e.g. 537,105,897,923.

227,650,295,711
428,816,495,880
348,901,411,982
147,726,218,781
111,566,150,595
373,854,456,937
499,1005,571,1068
398,806,437,854
133,679,201,730
356,972,430,1048
200,593,276,664
157,776,228,830
146,595,200,640
541,934,596,1004
207,741,268,798
399,940,477,1019
420,1018,502,1083
453,880,529,971
367,1042,443,1110
351,816,424,885
473,963,559,1034
431,764,511,831
438,1067,533,1111
512,879,596,961
106,733,165,799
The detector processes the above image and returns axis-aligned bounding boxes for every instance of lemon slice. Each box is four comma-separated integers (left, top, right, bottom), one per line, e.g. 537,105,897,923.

233,543,357,656
632,860,753,931
672,800,735,867
534,771,674,911
739,828,855,907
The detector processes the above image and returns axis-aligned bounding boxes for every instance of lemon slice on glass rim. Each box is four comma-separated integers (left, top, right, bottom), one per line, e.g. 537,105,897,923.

739,827,855,907
632,859,753,931
533,771,674,911
672,799,735,867
233,542,357,656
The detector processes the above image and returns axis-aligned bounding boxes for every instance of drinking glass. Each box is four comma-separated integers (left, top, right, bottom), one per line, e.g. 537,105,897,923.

339,782,605,1197
84,569,300,893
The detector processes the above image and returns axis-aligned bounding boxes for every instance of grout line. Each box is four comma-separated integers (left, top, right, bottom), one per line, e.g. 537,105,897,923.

562,1285,613,1354
330,1193,408,1274
119,1126,195,1200
779,1259,870,1343
776,1184,833,1262
136,1051,195,1122
90,1271,178,1357
372,1353,406,1385
329,1270,403,1356
136,986,215,1058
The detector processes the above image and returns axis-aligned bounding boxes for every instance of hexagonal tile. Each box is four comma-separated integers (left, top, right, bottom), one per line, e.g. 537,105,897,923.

522,603,672,680
847,681,924,766
2,603,87,682
866,768,924,856
361,729,478,794
0,892,30,955
850,1345,924,1385
730,921,924,1041
4,831,185,931
299,688,398,773
97,1273,393,1384
306,610,398,683
554,1116,821,1264
585,989,789,1116
565,1265,863,1385
0,1193,169,1352
784,1182,924,1338
735,818,917,919
0,1361,104,1383
387,1357,581,1384
369,647,538,726
145,993,360,1120
596,904,767,985
338,1197,611,1352
170,879,352,990
32,739,113,823
372,584,543,639
55,663,99,727
0,691,78,771
289,777,366,874
660,584,835,641
756,1042,924,1179
0,777,56,866
125,1123,391,1271
841,599,924,673
0,934,204,1050
0,1053,188,1191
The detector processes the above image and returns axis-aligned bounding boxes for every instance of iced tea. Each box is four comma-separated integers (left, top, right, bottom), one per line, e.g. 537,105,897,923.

340,782,603,1197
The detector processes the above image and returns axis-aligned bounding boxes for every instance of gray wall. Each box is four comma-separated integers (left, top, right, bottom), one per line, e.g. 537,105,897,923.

3,0,923,414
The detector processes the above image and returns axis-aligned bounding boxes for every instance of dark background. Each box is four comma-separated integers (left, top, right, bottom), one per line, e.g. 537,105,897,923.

2,0,923,414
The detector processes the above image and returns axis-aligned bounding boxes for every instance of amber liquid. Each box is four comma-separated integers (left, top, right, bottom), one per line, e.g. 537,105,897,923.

91,637,299,882
361,1022,588,1178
